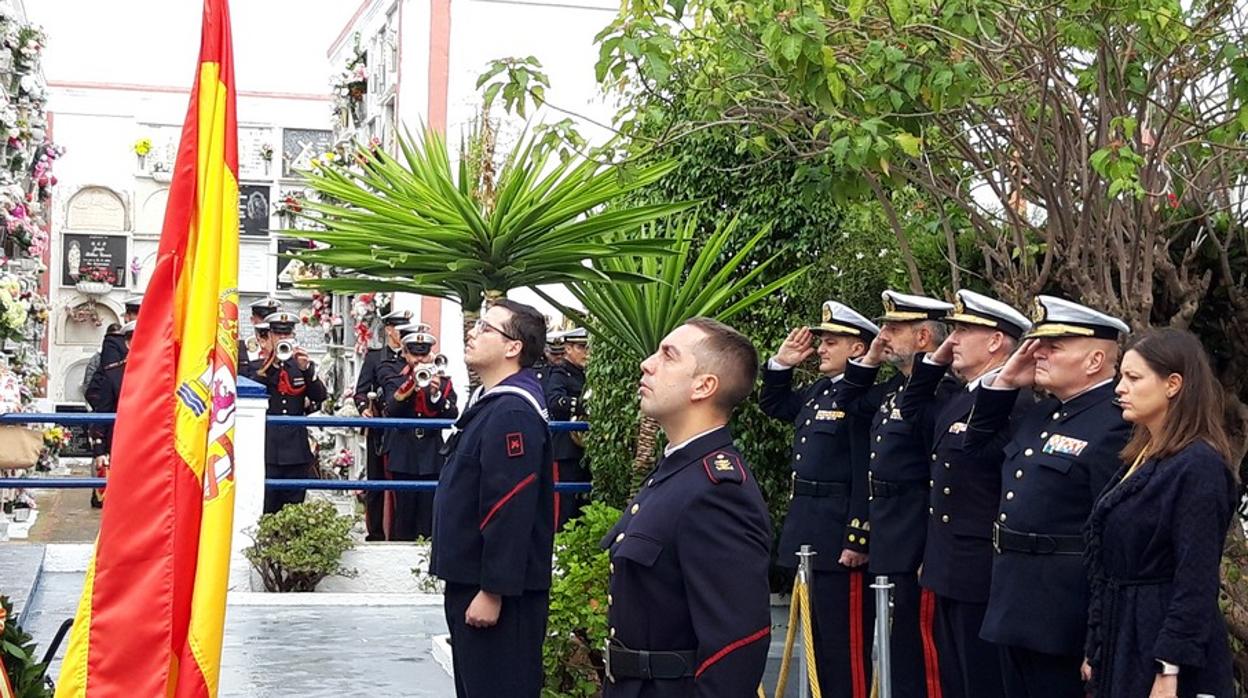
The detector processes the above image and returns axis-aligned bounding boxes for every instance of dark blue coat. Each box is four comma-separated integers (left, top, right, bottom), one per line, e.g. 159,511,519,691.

378,361,458,475
759,367,870,570
1084,440,1236,698
85,356,126,456
839,361,960,575
255,357,327,465
430,369,554,596
351,344,402,413
970,381,1131,655
546,361,587,462
900,357,1031,603
602,427,772,698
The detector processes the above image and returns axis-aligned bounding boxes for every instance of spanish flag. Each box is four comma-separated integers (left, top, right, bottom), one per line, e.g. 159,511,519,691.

56,2,239,696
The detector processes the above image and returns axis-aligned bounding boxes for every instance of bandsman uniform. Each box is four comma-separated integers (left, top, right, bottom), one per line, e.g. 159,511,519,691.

352,309,412,540
900,290,1032,698
547,327,590,528
969,297,1132,697
430,369,554,698
759,301,878,697
602,427,771,697
256,312,327,514
379,328,458,541
837,291,956,698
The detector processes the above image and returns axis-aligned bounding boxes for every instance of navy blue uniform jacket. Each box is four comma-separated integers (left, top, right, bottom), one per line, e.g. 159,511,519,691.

378,361,458,476
255,357,327,465
602,427,772,698
969,381,1130,655
839,361,960,575
352,345,402,412
1084,440,1236,698
759,367,871,570
547,361,587,462
430,369,554,596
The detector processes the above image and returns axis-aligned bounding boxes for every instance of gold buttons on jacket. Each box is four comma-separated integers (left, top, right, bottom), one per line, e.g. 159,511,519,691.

1005,491,1015,500
1024,448,1034,457
999,513,1008,522
941,515,950,523
943,487,951,495
630,503,640,514
1015,469,1024,479
795,454,802,461
615,533,625,543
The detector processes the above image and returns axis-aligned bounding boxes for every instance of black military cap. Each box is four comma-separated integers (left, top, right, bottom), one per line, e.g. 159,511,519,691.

264,311,299,334
381,309,414,326
401,331,437,354
250,297,283,317
561,327,589,345
122,295,144,313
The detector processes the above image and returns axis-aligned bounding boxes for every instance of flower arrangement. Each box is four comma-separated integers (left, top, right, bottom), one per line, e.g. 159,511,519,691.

349,292,390,355
78,265,117,284
133,137,152,157
259,143,274,162
299,290,338,333
274,193,302,218
36,424,70,470
0,274,29,339
130,256,142,282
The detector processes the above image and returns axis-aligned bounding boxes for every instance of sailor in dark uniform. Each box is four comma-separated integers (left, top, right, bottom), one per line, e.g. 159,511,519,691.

534,330,564,394
239,297,282,381
255,311,327,514
547,327,590,528
837,290,954,698
760,300,878,696
430,299,554,698
603,317,771,698
897,290,1033,698
84,321,135,508
352,308,412,540
968,297,1132,697
379,327,458,540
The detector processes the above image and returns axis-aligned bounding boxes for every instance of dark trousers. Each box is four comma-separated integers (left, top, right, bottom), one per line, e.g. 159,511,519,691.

264,462,311,514
443,582,549,698
809,568,875,698
999,645,1084,698
363,430,386,541
554,457,591,530
878,573,943,698
933,595,1005,698
387,469,436,541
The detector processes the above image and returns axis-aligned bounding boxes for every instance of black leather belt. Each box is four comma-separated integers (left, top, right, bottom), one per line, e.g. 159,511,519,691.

605,642,696,682
868,477,925,498
791,476,849,497
992,522,1084,555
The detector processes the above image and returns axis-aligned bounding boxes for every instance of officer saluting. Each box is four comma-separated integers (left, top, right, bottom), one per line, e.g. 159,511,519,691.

255,311,327,513
352,308,411,540
968,297,1131,698
901,290,1032,698
547,327,590,528
603,317,771,697
760,301,878,696
379,326,457,540
430,300,554,698
240,298,282,381
838,290,954,698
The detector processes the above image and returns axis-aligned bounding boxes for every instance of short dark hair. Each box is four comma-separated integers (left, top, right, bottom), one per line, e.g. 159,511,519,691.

492,298,547,368
1121,328,1235,477
683,316,759,411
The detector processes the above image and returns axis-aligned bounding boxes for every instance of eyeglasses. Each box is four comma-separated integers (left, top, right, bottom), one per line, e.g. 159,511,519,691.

473,318,517,341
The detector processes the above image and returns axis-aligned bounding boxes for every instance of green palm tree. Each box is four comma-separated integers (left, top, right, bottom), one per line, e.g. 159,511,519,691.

535,214,809,491
286,126,696,343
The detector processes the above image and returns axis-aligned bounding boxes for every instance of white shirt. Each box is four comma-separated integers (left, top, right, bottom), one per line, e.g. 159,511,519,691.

663,425,728,459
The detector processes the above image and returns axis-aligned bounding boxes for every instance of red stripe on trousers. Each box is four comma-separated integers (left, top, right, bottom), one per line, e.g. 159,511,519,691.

552,461,561,530
695,626,770,678
850,572,867,698
479,473,537,530
919,588,943,698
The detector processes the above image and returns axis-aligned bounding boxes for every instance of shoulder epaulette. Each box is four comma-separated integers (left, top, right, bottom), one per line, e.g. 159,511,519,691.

701,450,746,485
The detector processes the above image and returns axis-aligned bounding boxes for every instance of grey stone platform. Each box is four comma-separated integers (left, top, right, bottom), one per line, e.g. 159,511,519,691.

0,543,45,616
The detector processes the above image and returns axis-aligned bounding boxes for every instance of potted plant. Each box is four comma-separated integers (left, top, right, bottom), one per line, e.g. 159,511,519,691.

133,137,152,170
75,265,116,296
243,499,357,592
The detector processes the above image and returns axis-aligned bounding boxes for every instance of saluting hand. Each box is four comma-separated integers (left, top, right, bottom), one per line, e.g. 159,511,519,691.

465,590,502,628
861,333,890,367
995,338,1039,389
930,334,956,365
774,327,815,368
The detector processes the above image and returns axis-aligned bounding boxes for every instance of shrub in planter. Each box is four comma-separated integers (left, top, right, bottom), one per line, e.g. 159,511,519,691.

1,595,53,698
244,500,357,592
542,501,620,698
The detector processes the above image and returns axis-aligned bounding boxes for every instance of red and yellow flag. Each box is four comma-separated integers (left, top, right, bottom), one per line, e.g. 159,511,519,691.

56,2,240,696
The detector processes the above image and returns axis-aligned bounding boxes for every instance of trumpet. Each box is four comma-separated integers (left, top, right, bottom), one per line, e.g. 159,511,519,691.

433,353,449,376
413,365,435,388
275,339,297,362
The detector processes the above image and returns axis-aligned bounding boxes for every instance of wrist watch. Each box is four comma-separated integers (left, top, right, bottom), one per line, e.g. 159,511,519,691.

1156,659,1180,676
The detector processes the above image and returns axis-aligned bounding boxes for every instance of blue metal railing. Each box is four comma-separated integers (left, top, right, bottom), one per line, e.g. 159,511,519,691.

0,412,592,493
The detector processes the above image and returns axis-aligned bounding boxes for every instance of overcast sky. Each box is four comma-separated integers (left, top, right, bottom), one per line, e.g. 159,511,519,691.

27,0,356,94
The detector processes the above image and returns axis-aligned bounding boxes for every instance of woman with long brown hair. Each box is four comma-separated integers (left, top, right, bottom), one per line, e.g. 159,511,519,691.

1082,328,1238,697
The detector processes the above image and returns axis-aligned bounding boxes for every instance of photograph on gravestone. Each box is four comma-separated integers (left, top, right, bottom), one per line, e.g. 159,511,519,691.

239,184,271,237
61,233,128,287
275,237,317,290
281,128,333,177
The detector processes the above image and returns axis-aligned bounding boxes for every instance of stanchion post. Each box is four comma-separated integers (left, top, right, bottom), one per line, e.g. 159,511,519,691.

795,545,816,698
229,376,269,591
871,575,894,698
